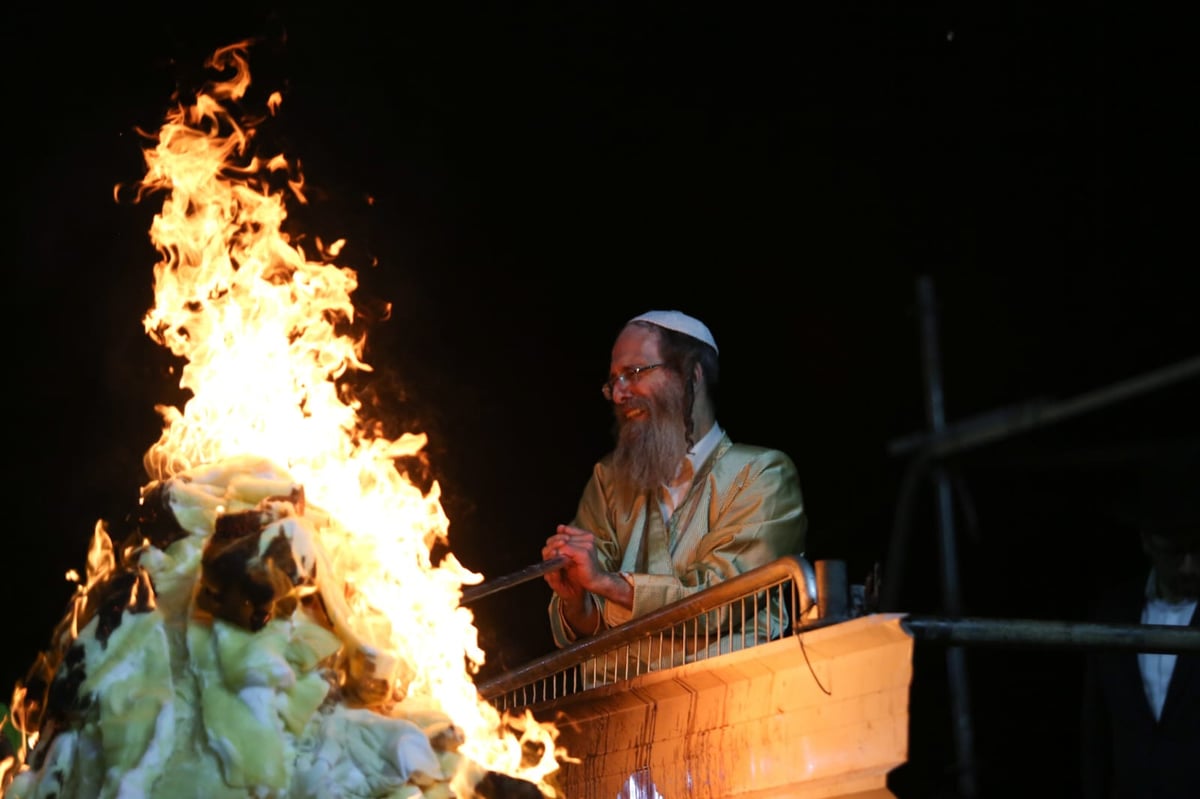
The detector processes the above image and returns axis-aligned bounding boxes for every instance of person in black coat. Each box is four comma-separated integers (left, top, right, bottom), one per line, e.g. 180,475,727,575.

1081,451,1199,799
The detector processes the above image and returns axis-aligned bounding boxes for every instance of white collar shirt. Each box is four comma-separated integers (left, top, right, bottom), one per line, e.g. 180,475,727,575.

1138,570,1198,721
659,422,723,522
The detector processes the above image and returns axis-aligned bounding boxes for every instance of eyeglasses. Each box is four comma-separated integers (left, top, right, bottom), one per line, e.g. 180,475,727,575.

601,363,665,400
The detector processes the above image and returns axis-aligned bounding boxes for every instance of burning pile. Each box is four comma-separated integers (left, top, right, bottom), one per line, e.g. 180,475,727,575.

0,42,565,798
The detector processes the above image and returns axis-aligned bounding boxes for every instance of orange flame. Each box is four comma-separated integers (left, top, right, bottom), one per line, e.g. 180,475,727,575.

4,40,567,797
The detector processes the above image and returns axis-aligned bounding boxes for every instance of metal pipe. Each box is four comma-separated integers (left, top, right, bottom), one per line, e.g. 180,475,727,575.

460,556,567,605
915,276,978,799
904,615,1200,653
887,354,1200,459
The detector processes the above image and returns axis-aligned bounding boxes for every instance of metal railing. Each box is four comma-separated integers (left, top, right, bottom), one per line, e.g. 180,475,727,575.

477,555,819,711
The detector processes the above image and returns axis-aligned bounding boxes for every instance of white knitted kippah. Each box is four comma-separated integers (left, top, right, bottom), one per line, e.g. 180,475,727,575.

628,310,718,353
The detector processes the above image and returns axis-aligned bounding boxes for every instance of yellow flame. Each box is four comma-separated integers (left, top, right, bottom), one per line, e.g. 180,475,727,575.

122,41,562,790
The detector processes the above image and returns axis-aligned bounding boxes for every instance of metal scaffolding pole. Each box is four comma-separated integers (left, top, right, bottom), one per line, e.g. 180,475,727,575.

888,355,1200,460
913,275,978,798
903,615,1200,653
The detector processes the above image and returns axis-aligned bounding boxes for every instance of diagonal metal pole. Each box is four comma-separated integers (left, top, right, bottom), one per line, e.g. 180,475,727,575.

460,556,567,604
887,354,1200,459
915,275,978,798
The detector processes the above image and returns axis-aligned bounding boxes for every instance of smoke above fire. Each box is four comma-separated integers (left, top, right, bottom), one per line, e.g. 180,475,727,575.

0,40,566,798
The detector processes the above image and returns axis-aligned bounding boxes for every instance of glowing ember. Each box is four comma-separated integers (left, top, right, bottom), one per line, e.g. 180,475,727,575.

1,41,567,798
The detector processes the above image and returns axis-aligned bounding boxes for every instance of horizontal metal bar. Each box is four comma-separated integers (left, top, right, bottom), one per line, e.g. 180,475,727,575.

903,615,1200,653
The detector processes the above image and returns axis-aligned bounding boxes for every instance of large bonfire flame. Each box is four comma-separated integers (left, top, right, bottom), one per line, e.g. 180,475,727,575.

0,41,566,798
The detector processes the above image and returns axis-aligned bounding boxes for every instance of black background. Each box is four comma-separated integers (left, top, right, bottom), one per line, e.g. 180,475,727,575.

5,3,1199,797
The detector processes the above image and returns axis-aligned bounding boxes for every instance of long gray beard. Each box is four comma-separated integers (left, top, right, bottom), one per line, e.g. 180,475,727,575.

612,392,689,494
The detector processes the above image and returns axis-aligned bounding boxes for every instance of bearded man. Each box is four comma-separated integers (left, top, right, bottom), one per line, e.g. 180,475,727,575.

543,310,807,666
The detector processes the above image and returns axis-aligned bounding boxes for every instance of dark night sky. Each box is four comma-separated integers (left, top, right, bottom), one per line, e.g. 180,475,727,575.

6,4,1199,796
